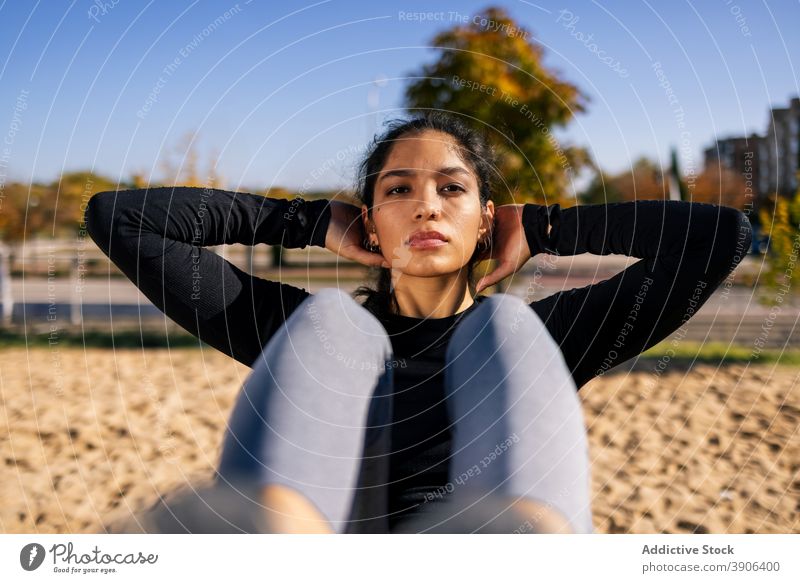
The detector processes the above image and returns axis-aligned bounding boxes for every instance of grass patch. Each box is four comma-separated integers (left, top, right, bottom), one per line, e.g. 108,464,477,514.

2,331,799,367
641,340,800,366
0,328,204,349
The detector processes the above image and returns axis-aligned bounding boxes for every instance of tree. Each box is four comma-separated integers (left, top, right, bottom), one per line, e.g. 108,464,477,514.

55,171,119,236
0,182,40,241
0,172,119,242
579,157,665,203
757,179,800,303
403,5,589,206
692,165,748,208
578,168,623,205
158,130,223,188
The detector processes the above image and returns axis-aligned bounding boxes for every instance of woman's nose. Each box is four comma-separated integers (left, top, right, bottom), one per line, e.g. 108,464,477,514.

413,188,443,219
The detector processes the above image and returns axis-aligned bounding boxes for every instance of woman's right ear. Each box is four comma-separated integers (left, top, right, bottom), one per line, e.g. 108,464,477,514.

361,205,373,234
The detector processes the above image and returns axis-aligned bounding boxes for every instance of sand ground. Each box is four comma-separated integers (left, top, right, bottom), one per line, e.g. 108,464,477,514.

0,347,797,533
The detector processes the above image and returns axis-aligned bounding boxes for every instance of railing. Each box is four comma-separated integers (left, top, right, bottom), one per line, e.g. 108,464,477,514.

1,240,789,349
10,240,341,278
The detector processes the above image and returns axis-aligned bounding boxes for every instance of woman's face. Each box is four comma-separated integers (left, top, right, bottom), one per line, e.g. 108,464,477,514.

362,129,494,277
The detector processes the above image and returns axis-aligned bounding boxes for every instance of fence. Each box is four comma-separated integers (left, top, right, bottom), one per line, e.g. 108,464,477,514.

2,239,796,350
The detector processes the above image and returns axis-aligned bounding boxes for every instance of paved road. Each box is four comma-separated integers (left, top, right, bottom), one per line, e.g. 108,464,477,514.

8,253,800,348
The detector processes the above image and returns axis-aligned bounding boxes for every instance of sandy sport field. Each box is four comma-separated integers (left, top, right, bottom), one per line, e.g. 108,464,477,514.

1,347,797,533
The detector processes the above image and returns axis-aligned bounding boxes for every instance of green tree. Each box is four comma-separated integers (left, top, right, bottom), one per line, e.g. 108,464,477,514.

757,179,800,304
403,5,589,206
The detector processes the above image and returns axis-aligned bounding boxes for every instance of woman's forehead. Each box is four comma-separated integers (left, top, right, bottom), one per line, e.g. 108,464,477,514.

389,129,459,155
382,134,471,175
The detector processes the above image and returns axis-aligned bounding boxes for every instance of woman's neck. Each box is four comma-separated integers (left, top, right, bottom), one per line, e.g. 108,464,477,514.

390,273,474,319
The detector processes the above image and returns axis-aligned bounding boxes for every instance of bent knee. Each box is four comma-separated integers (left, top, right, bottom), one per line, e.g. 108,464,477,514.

447,293,552,361
465,293,547,332
301,288,391,351
482,293,530,314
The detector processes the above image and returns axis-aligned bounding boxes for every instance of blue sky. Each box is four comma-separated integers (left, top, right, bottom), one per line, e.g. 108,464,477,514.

0,0,798,194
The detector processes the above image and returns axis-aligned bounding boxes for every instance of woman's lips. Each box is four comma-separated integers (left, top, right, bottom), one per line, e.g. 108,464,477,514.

408,238,448,249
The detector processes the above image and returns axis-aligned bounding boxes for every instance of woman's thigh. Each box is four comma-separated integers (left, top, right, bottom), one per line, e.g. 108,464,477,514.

442,292,594,534
217,288,395,533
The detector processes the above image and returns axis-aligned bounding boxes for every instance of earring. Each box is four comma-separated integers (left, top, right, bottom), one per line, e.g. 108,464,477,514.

477,236,491,254
363,232,381,253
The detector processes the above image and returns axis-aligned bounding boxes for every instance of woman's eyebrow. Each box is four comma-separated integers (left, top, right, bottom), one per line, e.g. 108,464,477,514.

377,166,471,183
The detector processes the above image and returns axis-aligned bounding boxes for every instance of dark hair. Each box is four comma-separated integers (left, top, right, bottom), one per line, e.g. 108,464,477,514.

351,111,498,318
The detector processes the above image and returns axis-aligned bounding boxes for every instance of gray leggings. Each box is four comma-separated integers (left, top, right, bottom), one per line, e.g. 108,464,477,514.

215,288,593,534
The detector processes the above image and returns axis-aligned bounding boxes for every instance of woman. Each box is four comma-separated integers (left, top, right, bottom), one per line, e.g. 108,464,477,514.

86,112,752,534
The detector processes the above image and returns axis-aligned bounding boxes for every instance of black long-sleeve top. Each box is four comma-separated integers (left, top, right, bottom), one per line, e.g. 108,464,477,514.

85,187,752,528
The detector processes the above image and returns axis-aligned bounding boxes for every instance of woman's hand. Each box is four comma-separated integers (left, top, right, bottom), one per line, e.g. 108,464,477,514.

324,200,390,268
474,204,533,294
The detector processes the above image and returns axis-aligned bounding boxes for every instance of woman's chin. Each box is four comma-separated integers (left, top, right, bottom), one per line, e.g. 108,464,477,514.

390,260,469,278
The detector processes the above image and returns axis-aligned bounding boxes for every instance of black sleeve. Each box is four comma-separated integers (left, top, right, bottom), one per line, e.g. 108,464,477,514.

85,186,333,367
525,200,752,390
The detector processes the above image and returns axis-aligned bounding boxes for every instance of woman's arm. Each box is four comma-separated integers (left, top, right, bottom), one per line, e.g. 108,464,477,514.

525,200,752,390
85,186,332,367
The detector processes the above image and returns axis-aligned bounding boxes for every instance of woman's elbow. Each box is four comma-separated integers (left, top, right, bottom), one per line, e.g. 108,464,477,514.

722,206,753,265
700,206,753,283
85,190,118,254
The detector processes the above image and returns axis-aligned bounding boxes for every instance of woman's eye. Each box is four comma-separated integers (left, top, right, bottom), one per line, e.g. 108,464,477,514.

386,184,464,195
442,184,465,193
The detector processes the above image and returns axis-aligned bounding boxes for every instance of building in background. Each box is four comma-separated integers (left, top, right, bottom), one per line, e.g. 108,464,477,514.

704,96,800,220
703,133,766,212
763,96,800,199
